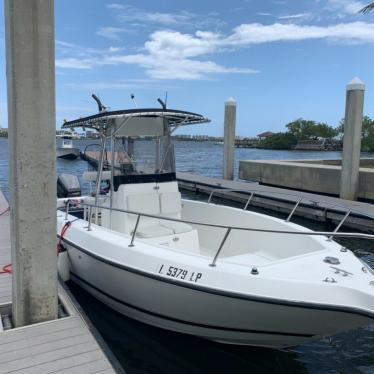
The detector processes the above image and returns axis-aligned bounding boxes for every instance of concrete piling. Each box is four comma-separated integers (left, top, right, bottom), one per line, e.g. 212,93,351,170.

340,78,365,201
223,97,236,180
5,0,58,326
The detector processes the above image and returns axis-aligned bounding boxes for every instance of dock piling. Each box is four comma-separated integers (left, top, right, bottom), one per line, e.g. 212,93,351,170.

223,97,236,180
340,77,365,201
5,0,58,326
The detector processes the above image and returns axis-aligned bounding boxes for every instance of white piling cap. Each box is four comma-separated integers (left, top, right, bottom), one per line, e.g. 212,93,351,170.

225,97,236,105
347,77,365,91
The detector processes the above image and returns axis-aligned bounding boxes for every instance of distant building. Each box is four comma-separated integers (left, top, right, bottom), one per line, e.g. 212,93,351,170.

257,131,274,139
0,127,8,137
56,129,73,137
85,130,99,139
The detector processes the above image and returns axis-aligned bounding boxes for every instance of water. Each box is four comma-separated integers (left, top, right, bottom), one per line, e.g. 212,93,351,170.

1,137,374,373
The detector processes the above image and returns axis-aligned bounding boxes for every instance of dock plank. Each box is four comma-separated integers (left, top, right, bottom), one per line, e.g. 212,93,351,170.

0,332,93,365
0,189,118,374
1,349,106,374
0,340,99,372
0,322,88,354
50,358,111,374
176,172,374,231
177,171,374,212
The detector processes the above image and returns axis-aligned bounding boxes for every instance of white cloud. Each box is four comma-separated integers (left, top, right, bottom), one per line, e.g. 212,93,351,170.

55,40,123,69
226,21,374,45
106,3,193,26
106,3,225,30
278,13,311,20
56,21,374,79
65,79,176,91
106,54,257,80
326,0,365,15
56,58,94,69
96,27,127,40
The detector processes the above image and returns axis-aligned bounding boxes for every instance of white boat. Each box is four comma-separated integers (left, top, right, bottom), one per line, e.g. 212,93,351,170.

57,136,80,159
57,101,374,349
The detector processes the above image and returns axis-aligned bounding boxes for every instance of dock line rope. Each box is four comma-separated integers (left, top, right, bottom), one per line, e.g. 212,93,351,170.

0,206,9,216
0,206,10,274
57,218,79,254
0,264,11,275
1,218,79,275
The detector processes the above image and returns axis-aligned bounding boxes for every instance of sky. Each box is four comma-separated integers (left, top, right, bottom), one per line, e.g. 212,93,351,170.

0,0,374,136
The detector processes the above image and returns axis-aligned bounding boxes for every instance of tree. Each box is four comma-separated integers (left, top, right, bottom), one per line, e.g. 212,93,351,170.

313,122,339,139
338,116,374,151
286,118,316,140
362,116,374,151
360,3,374,14
257,133,297,150
285,118,338,140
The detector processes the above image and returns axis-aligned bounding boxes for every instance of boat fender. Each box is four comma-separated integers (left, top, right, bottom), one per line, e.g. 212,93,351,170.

57,251,70,282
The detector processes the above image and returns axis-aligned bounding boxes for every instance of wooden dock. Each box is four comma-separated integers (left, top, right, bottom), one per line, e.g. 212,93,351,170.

176,172,374,233
0,191,121,374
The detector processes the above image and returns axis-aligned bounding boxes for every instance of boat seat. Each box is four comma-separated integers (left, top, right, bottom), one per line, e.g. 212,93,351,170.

127,193,170,238
126,191,193,238
159,192,193,234
134,225,174,238
160,220,193,234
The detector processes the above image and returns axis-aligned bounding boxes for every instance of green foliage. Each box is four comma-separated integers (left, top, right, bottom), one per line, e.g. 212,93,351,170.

362,116,374,151
285,118,338,140
257,133,297,150
339,116,374,152
258,116,374,151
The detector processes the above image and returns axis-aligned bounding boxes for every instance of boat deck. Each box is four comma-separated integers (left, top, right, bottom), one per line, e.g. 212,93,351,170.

0,191,119,374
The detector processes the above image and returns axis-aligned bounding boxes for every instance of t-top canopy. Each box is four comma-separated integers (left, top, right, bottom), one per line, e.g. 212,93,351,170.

62,108,210,136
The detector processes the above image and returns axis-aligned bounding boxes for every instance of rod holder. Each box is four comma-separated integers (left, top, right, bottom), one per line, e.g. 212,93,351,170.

243,192,254,210
64,200,70,221
328,210,351,241
87,206,93,231
129,215,141,247
210,228,232,267
286,198,302,222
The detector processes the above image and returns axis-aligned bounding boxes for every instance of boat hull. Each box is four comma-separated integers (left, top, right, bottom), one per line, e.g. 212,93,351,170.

57,147,80,160
65,242,372,348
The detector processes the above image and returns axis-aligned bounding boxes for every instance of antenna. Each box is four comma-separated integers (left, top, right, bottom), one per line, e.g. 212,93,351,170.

165,91,168,108
131,93,138,108
157,98,166,110
91,94,107,112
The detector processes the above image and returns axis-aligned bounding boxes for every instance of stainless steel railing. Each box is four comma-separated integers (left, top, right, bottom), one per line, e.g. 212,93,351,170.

59,198,374,268
207,188,374,234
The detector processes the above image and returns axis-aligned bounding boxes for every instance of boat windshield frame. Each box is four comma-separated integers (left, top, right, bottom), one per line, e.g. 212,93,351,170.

61,108,210,134
62,107,210,223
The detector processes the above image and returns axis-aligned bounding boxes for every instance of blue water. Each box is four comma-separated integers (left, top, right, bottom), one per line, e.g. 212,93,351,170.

1,137,374,373
0,137,349,198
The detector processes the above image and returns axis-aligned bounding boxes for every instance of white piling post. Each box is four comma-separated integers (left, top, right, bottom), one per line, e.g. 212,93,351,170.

5,0,58,326
340,78,365,201
223,97,236,180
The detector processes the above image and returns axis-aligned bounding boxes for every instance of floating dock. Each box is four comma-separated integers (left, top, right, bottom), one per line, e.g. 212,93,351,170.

239,158,374,200
176,172,374,233
81,150,374,232
0,191,121,374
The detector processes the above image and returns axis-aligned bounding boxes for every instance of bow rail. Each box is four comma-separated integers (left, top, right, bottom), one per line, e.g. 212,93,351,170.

58,198,374,267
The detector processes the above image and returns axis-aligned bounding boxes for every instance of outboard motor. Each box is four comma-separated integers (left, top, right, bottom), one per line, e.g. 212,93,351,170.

57,173,81,198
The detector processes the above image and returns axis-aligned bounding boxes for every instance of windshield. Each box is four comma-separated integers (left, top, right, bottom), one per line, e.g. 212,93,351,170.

115,135,175,176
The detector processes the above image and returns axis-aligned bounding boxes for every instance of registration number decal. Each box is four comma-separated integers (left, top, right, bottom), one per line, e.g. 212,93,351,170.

158,264,202,283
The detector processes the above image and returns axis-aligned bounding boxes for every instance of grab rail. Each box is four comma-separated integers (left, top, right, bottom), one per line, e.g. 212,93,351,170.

206,188,374,235
60,200,374,268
